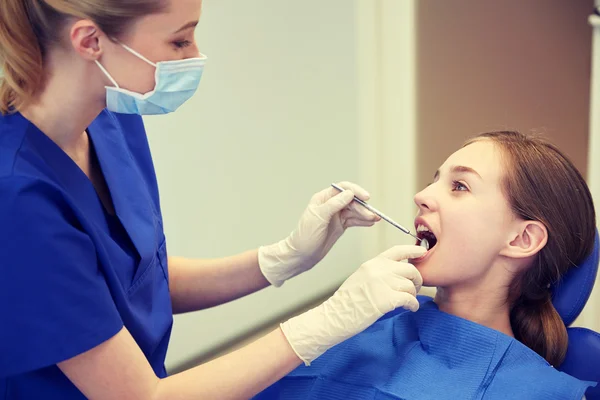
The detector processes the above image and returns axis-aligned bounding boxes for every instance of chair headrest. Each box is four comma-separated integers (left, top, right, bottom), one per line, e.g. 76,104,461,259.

558,327,600,399
552,230,600,326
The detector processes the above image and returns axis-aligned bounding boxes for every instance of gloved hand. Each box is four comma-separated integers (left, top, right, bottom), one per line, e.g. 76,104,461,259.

258,182,380,287
280,245,427,365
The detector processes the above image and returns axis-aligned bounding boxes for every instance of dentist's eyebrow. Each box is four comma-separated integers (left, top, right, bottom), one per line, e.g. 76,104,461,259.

174,20,199,34
433,165,483,181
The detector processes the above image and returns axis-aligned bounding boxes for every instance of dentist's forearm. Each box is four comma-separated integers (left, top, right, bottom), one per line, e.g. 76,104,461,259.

155,327,301,400
60,325,301,400
168,250,270,313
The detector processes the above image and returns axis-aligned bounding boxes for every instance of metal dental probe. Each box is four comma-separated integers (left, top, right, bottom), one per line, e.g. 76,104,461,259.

331,183,424,244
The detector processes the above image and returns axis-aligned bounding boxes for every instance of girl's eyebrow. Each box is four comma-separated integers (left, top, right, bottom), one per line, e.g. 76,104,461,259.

434,165,483,181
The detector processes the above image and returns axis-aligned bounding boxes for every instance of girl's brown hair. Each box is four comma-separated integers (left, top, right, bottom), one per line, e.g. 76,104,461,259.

464,131,596,366
0,0,167,113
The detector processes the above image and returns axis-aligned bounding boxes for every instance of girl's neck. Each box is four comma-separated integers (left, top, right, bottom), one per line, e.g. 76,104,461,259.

434,285,515,338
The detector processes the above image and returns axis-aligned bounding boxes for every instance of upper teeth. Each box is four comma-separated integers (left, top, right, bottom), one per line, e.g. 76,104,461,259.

417,224,431,233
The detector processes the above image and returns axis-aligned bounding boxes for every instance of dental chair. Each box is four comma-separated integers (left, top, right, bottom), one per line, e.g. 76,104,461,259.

554,231,600,399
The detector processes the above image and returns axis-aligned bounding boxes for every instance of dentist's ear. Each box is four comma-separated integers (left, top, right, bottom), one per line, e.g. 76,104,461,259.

69,20,103,60
499,220,548,259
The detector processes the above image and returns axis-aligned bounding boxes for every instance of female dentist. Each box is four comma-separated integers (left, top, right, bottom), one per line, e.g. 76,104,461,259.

0,1,426,399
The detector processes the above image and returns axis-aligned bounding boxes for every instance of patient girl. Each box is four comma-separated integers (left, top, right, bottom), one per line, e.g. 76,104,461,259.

255,131,597,400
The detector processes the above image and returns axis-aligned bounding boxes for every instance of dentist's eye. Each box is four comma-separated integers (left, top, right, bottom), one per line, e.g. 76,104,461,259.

173,40,192,49
452,180,469,192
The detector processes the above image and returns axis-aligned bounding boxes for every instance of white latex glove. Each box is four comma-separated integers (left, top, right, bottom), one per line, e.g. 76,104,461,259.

280,245,427,365
258,182,380,287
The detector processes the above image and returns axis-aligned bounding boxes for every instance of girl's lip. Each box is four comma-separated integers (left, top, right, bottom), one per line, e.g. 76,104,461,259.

410,243,435,264
414,217,435,236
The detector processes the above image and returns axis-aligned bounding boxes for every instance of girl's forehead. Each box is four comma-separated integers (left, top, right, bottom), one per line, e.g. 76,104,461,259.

440,141,504,181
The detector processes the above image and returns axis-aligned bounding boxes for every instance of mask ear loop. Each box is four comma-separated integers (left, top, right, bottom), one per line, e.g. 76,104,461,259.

119,43,158,68
95,60,120,88
95,40,158,89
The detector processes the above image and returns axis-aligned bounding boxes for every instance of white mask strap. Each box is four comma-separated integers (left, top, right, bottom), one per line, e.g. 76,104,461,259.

119,43,157,67
95,60,120,88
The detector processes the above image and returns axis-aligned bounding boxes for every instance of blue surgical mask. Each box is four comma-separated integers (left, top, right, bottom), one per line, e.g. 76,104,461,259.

95,43,207,115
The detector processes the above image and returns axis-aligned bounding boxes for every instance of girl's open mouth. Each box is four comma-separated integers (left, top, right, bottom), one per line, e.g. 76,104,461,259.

411,222,438,263
417,225,437,250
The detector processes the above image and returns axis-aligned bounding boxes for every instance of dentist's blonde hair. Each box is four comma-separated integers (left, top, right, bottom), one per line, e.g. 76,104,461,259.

0,0,166,114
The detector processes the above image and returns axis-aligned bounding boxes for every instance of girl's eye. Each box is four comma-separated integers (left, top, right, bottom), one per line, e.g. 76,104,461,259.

452,180,469,192
173,40,192,49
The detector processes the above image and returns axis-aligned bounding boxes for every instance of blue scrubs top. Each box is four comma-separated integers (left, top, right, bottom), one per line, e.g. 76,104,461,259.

0,110,173,399
255,298,596,400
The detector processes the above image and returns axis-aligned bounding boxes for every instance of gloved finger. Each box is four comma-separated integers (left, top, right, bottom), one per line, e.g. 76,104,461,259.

310,182,370,206
345,201,380,221
335,181,371,201
379,245,427,262
361,255,396,272
310,186,337,206
388,261,423,292
318,190,355,220
390,292,420,312
341,208,379,224
342,217,378,229
387,275,417,297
